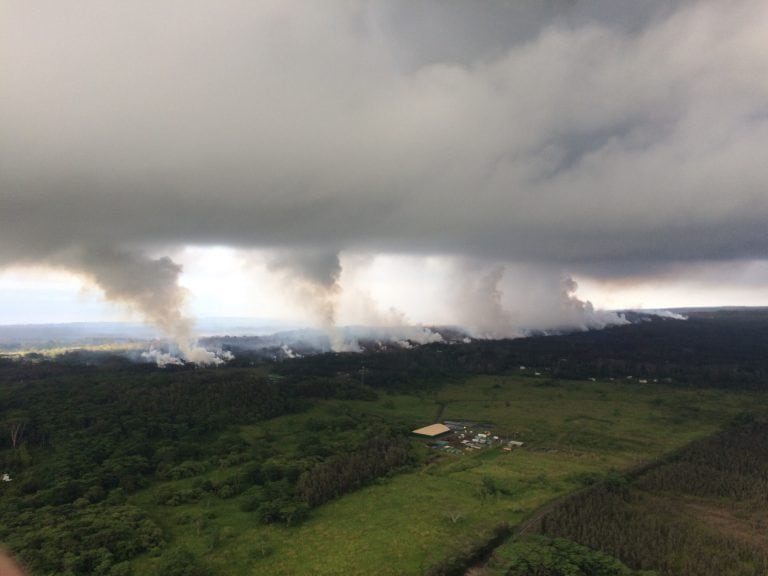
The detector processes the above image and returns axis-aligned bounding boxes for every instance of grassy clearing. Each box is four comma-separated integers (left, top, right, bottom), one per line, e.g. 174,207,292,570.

245,450,594,576
129,374,768,575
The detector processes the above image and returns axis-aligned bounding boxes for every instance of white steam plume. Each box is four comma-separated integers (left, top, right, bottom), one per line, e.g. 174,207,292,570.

336,282,443,348
141,348,184,368
451,261,628,338
557,276,630,331
641,309,688,320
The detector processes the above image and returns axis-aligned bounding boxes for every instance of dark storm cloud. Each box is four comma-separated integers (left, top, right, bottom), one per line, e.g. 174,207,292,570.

368,0,687,69
2,0,767,352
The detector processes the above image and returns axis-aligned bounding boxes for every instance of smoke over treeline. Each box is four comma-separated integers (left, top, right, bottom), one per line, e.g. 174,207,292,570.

3,1,768,363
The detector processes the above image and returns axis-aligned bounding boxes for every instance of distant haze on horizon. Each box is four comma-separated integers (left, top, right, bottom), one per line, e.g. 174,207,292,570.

3,1,768,353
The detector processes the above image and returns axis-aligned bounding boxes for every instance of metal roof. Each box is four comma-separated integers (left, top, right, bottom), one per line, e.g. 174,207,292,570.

412,423,451,437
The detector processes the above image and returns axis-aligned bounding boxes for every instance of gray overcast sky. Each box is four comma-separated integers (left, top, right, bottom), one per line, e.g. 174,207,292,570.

2,1,768,346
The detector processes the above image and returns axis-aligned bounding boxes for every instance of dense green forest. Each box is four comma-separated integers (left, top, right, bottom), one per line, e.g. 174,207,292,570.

0,363,414,574
2,309,768,575
484,535,656,576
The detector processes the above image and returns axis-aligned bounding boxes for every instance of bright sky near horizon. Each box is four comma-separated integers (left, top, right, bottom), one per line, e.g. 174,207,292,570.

2,248,767,327
2,1,768,344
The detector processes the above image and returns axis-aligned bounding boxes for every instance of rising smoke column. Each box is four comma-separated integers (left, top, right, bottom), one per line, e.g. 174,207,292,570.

59,247,229,365
452,263,519,339
266,248,354,350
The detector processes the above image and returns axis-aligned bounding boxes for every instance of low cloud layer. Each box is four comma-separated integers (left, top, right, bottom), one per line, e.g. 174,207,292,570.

2,1,766,357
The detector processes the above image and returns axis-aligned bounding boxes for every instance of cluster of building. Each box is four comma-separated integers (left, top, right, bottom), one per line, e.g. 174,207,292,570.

411,420,524,455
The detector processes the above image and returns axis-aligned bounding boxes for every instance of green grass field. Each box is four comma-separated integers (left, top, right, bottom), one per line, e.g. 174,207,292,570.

129,374,768,575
